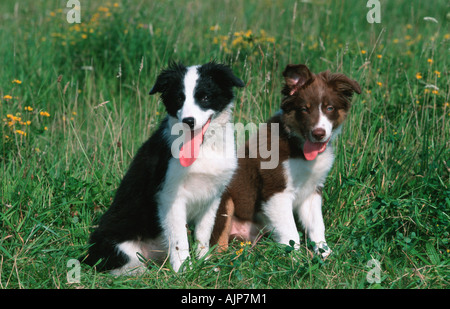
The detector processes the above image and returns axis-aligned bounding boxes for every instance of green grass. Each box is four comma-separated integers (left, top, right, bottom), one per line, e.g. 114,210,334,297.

0,0,449,289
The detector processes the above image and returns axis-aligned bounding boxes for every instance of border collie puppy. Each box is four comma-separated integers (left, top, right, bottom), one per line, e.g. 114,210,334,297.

83,62,244,274
211,64,361,257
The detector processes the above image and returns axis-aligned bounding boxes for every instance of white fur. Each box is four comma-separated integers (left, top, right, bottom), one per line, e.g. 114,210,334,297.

111,237,166,275
310,104,333,142
262,145,334,258
158,112,236,271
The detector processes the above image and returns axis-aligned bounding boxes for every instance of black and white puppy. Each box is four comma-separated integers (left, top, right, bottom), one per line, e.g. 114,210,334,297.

83,62,244,274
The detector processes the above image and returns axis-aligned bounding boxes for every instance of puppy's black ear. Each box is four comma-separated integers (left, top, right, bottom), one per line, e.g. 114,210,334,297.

149,62,186,95
282,64,313,96
203,62,245,88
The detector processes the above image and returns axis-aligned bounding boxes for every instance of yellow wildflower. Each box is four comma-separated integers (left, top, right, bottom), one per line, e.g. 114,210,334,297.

12,79,22,84
98,6,109,13
434,71,441,78
361,50,367,54
427,58,433,64
415,72,422,80
3,95,13,100
210,25,220,31
24,106,33,111
40,111,50,117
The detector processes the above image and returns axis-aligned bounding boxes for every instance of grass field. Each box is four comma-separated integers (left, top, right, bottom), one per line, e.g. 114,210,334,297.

0,0,449,289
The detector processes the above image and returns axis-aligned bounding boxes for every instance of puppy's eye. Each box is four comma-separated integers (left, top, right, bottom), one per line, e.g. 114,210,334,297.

299,107,308,113
177,95,185,103
326,105,334,112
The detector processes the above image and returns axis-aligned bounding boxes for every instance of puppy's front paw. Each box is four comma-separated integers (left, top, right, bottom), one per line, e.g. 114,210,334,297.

171,251,191,272
314,242,332,259
196,244,210,260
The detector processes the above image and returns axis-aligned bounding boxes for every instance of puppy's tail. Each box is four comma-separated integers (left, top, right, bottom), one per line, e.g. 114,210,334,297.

79,231,129,272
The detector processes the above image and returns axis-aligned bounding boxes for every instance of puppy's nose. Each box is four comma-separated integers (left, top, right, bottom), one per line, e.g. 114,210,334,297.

312,128,326,141
182,117,195,129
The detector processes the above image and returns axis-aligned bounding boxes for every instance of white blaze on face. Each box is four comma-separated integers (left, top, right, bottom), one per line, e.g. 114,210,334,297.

178,65,214,131
311,103,333,142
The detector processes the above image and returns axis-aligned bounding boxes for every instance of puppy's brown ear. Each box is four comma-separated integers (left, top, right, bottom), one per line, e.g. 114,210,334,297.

328,73,362,103
282,64,313,96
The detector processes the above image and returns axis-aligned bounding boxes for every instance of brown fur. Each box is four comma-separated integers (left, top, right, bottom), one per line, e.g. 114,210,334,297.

211,64,361,251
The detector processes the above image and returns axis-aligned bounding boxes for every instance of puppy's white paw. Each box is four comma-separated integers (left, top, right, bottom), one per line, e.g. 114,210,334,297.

314,242,332,259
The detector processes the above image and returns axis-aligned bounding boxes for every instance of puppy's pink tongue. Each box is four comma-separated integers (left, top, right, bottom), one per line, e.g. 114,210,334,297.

303,140,328,161
179,118,211,167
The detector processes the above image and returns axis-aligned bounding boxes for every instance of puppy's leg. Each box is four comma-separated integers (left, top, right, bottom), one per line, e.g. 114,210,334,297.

159,197,190,272
263,192,299,248
194,197,222,258
297,191,332,258
210,193,234,252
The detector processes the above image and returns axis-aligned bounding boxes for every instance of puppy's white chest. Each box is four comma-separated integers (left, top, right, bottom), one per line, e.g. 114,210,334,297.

283,148,334,201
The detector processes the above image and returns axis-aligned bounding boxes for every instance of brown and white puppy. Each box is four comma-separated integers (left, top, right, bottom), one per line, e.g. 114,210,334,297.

211,64,361,257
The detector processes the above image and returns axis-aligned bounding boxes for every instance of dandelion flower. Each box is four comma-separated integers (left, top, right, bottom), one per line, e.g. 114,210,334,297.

3,95,13,100
416,72,423,79
434,70,441,78
427,58,433,64
24,106,33,111
40,111,50,117
377,82,383,87
12,79,22,84
361,50,367,55
377,54,382,59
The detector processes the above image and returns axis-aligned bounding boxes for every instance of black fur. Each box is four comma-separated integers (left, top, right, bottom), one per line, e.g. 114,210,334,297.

81,62,243,272
82,118,171,270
